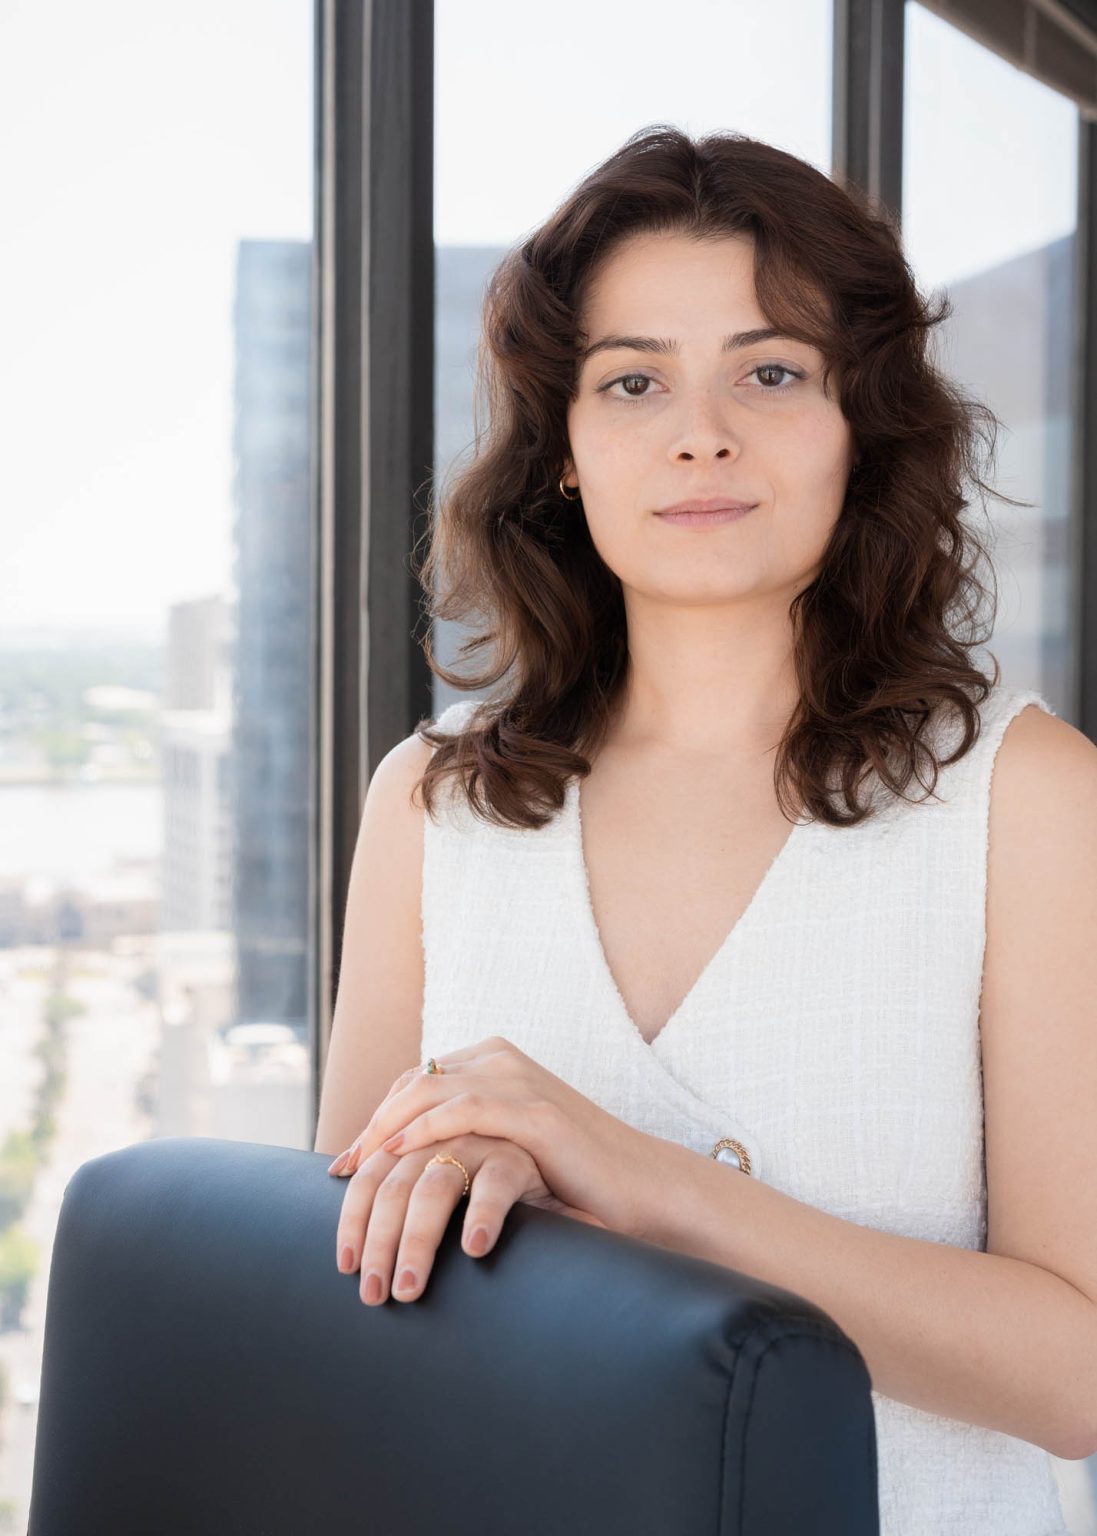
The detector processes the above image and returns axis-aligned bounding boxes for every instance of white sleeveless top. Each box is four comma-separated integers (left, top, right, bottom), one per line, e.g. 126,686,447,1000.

420,682,1069,1535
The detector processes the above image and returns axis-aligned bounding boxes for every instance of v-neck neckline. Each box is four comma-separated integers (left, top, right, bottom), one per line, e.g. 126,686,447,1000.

568,775,810,1054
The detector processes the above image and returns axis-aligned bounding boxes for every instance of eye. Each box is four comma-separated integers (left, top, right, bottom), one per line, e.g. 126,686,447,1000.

597,371,659,401
748,363,803,391
596,363,805,403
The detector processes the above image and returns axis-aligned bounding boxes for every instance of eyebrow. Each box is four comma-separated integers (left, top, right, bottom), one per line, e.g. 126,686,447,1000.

579,327,795,362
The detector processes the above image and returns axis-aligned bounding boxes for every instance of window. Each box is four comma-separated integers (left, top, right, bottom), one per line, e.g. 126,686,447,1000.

905,2,1094,1523
0,6,314,1524
903,1,1080,712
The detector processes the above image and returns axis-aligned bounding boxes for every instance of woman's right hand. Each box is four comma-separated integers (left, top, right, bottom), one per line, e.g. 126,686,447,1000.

330,1131,606,1307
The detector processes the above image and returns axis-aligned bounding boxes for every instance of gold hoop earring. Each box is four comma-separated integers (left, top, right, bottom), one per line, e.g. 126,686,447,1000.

559,475,581,501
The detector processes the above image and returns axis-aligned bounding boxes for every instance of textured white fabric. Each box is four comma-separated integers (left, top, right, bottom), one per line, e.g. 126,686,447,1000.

420,682,1069,1535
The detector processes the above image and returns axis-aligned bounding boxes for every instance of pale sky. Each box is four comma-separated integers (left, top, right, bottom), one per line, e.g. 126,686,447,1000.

0,0,1079,636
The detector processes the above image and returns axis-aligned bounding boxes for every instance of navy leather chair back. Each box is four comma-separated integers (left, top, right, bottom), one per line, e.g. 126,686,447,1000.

28,1136,879,1534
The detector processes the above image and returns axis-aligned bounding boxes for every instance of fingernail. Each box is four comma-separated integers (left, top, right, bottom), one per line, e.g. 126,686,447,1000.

382,1132,404,1153
339,1244,355,1272
395,1268,416,1293
344,1142,363,1173
467,1226,489,1256
364,1271,383,1304
327,1149,350,1174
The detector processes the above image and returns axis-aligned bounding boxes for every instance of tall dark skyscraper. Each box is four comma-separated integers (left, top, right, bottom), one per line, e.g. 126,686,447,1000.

230,239,312,1030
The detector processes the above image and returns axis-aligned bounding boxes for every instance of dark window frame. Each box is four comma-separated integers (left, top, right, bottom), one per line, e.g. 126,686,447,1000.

310,0,434,1115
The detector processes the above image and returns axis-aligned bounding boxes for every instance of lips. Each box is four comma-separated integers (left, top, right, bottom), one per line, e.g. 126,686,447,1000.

656,505,754,526
656,497,756,516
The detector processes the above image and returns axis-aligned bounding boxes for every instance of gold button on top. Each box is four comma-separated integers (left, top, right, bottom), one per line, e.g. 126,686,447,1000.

710,1136,752,1176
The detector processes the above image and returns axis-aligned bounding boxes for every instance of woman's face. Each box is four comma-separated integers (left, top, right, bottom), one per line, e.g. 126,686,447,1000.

564,231,855,608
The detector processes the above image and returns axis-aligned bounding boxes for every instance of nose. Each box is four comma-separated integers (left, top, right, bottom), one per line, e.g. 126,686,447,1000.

667,393,742,464
676,444,735,461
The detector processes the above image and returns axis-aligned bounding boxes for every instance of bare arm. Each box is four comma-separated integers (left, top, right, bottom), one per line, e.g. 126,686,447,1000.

313,730,436,1157
634,1138,1097,1459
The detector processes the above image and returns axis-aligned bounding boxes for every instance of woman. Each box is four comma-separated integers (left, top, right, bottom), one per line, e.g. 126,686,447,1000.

315,125,1095,1533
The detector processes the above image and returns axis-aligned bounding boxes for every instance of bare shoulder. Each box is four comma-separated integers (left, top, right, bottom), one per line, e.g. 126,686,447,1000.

991,700,1097,795
985,699,1097,979
368,725,439,815
983,697,1093,921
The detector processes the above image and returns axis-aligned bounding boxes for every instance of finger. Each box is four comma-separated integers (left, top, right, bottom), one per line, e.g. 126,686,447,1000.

333,1150,401,1280
348,1070,472,1166
379,1090,540,1159
333,1139,366,1178
423,1037,519,1072
327,1112,417,1179
457,1149,528,1259
350,1042,532,1167
327,1060,478,1178
365,1154,469,1305
330,1067,431,1173
326,1140,363,1178
390,1148,525,1301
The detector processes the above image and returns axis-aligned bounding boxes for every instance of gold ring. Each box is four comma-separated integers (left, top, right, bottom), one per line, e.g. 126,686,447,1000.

424,1153,471,1197
710,1136,752,1176
423,1057,443,1075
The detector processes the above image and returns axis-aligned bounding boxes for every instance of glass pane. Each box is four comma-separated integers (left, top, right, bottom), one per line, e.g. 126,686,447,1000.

0,4,314,1524
903,0,1079,719
905,7,1092,1526
433,0,833,715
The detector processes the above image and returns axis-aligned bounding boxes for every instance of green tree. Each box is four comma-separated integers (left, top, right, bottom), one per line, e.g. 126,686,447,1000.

0,1225,39,1332
0,1131,36,1227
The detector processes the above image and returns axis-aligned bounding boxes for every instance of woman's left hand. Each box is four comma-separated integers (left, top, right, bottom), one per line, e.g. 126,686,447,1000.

327,1035,658,1239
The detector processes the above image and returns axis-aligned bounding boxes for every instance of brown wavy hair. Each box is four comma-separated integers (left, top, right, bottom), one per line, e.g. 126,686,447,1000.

411,124,1027,831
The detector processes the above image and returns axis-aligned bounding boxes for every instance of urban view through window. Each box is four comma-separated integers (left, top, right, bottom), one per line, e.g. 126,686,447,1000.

0,2,313,1523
